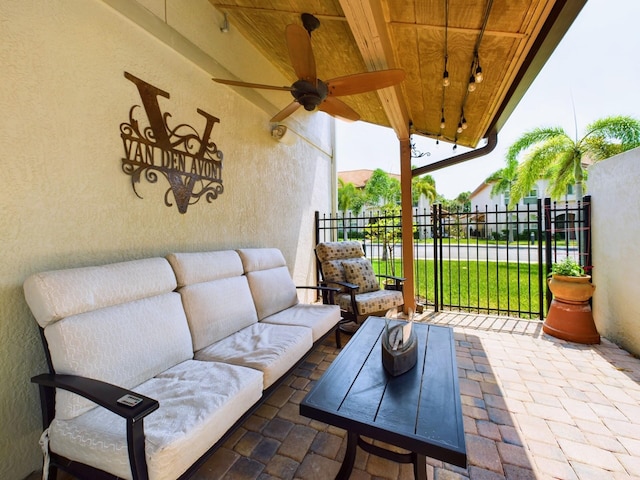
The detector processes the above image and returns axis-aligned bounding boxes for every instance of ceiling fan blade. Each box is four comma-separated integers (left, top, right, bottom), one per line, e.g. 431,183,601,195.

270,101,302,122
212,78,292,92
319,97,360,122
325,69,406,97
285,24,316,83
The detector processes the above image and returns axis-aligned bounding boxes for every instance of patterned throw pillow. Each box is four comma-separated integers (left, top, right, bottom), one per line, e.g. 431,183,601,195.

341,258,380,293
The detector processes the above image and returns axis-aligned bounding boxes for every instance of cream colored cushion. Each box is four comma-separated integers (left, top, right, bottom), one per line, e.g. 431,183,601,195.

237,248,286,273
237,248,299,320
166,251,243,287
48,360,263,480
195,323,312,389
178,276,258,351
246,267,299,320
23,258,177,328
261,303,340,343
45,293,193,420
341,258,380,293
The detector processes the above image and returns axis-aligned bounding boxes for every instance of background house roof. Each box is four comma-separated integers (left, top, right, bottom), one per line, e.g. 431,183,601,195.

338,169,401,188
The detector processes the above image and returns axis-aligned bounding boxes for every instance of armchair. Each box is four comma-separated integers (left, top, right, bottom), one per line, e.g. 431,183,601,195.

315,241,405,339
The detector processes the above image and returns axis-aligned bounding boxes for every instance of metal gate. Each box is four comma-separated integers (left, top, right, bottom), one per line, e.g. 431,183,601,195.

315,196,591,320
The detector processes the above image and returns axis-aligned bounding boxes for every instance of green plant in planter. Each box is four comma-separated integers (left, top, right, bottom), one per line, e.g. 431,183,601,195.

550,257,585,277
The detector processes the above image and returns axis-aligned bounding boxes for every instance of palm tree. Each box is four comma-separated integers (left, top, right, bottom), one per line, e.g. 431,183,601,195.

412,173,437,207
337,178,365,240
507,115,640,206
485,155,519,206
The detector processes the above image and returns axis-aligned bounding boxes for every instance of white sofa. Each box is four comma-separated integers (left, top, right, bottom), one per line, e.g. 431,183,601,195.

25,248,340,480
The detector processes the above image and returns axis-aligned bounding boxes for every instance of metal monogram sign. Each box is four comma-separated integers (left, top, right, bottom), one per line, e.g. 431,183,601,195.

120,72,223,213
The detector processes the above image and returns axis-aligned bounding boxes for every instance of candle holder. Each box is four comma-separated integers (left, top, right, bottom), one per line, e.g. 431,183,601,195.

381,315,417,376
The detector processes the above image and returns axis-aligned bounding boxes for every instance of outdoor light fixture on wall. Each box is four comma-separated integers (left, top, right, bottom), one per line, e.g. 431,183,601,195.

270,124,296,145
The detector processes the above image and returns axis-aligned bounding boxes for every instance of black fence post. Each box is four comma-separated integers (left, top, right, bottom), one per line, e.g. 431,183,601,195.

432,203,440,312
544,198,553,312
536,199,544,319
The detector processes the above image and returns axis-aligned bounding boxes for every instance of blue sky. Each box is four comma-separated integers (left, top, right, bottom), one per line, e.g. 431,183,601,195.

335,0,640,199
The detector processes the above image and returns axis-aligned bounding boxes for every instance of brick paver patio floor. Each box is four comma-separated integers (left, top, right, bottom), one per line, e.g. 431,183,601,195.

41,312,640,480
189,311,640,480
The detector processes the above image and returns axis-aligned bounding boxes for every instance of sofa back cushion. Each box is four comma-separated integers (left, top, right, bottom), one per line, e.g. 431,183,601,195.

23,258,193,420
179,277,259,351
167,250,244,287
167,251,259,351
237,248,299,320
24,257,178,328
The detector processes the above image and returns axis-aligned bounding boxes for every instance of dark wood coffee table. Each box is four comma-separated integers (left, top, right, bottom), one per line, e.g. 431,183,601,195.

300,316,466,479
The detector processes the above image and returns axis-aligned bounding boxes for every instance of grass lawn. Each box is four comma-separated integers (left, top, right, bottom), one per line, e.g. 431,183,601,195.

373,259,546,319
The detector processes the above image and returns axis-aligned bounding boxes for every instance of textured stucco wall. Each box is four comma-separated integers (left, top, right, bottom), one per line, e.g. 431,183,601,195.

0,1,333,478
588,147,640,358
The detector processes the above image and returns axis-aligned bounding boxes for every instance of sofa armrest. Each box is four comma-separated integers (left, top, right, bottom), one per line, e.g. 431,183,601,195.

32,373,159,480
32,373,159,421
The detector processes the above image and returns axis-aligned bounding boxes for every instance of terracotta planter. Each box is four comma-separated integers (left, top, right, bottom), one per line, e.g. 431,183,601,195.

547,274,595,303
543,274,600,344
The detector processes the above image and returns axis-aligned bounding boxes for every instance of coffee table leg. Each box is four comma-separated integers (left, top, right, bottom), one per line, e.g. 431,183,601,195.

413,453,427,480
336,431,358,479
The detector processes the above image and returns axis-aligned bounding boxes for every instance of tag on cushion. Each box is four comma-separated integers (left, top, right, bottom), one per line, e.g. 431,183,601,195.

341,258,380,293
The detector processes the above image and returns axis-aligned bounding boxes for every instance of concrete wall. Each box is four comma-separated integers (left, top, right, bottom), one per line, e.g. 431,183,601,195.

588,147,640,358
0,1,333,478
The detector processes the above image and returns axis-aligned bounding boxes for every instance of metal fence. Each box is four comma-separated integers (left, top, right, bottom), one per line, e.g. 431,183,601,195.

315,196,592,320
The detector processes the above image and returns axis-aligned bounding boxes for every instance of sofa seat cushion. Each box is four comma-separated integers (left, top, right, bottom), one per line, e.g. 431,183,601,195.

47,360,263,480
195,323,312,389
261,303,340,343
337,289,404,315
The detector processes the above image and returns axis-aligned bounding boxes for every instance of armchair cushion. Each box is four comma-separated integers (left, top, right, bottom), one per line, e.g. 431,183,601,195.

320,259,347,288
315,241,365,261
341,258,380,293
337,289,404,316
316,241,366,292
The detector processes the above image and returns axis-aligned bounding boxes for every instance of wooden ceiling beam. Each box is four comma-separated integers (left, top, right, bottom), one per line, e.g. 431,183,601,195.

390,21,528,39
338,0,410,140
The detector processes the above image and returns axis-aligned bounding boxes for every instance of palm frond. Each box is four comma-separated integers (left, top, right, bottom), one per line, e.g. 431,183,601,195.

583,115,640,147
506,127,568,163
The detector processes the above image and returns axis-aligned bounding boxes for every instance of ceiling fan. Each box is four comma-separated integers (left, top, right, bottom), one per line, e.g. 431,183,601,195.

213,13,405,122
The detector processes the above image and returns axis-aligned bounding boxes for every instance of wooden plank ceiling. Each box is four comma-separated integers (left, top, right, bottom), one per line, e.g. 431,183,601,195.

209,0,581,148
